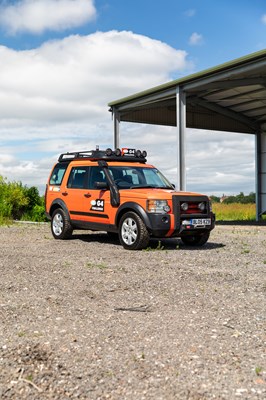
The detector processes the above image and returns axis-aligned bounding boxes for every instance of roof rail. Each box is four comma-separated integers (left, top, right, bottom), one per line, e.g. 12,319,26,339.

58,148,147,163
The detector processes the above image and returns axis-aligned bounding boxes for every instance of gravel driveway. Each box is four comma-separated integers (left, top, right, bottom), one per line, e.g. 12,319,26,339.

0,223,265,399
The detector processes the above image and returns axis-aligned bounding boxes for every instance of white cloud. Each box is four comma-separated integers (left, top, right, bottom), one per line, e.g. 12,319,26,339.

0,0,96,34
118,125,255,196
185,130,255,196
0,31,188,126
189,32,203,46
0,30,255,196
262,14,266,24
0,31,191,190
184,9,196,17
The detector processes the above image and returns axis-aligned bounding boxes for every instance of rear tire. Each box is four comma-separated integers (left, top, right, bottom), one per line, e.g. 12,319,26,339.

181,231,210,246
51,208,73,240
118,212,150,250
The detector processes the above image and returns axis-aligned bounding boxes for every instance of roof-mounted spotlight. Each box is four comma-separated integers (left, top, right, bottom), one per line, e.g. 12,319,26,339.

105,148,113,156
142,150,147,158
135,149,142,158
115,148,121,156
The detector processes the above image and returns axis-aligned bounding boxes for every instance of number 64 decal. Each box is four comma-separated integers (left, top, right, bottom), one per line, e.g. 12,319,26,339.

90,199,104,211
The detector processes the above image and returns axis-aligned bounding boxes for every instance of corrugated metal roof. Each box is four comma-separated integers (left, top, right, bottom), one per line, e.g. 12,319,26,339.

109,49,266,107
109,49,266,134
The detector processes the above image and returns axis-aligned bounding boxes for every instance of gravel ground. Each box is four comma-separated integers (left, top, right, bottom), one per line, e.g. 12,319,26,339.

0,223,265,399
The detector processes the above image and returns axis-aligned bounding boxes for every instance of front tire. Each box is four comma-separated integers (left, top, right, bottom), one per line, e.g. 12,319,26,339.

181,231,210,246
118,212,150,250
51,208,73,240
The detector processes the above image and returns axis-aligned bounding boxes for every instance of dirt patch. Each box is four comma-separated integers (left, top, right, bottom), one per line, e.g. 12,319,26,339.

0,224,265,399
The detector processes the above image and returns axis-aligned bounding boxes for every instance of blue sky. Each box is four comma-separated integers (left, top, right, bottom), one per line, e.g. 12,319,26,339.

0,0,266,195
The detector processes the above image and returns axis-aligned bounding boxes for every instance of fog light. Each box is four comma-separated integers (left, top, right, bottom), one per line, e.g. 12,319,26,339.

198,202,205,211
181,202,188,211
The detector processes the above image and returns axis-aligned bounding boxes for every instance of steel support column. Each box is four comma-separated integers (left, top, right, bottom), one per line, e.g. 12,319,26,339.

113,109,120,149
256,131,266,220
176,87,186,190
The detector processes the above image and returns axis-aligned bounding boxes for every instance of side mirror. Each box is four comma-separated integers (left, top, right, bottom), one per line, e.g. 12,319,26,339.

95,181,108,190
171,183,176,189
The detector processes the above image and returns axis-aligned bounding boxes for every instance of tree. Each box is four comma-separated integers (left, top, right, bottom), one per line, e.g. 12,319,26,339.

0,176,46,222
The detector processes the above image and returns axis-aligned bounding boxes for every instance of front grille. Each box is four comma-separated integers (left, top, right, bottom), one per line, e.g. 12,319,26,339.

173,195,211,231
181,201,205,215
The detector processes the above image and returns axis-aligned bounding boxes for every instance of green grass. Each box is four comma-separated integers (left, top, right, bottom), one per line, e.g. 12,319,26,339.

86,262,108,270
255,366,263,376
0,215,12,225
212,203,256,221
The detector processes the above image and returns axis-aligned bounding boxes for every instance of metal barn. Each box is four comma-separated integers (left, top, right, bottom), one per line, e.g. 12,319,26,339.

109,50,266,220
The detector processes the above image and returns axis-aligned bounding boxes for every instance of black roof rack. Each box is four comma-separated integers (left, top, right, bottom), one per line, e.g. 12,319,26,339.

58,148,147,163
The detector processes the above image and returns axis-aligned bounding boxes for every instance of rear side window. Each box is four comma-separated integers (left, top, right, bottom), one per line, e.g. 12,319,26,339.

67,167,89,189
49,163,68,186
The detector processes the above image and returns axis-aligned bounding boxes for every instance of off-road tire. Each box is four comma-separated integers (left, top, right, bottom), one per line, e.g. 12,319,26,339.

51,208,73,240
118,211,150,250
180,231,210,246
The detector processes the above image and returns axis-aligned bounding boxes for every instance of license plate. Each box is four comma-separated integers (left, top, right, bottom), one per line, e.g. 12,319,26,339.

190,218,211,226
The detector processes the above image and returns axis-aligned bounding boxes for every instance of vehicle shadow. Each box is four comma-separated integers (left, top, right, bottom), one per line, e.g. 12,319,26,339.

68,232,225,251
147,238,225,251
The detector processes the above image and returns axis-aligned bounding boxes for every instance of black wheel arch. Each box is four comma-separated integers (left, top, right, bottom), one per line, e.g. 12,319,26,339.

115,202,152,230
49,199,70,221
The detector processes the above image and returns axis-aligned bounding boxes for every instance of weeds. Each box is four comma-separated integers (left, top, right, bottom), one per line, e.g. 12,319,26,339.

255,366,263,376
143,240,164,252
63,261,72,268
241,249,250,254
86,262,107,270
213,203,256,221
17,331,26,337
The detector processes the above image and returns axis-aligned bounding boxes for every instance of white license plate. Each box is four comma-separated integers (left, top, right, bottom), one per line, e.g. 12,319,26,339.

190,218,211,226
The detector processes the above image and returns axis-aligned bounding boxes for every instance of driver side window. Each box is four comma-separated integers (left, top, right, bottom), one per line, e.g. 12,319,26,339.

88,167,106,189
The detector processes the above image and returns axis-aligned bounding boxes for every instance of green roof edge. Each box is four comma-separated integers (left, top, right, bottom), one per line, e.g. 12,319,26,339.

108,48,266,107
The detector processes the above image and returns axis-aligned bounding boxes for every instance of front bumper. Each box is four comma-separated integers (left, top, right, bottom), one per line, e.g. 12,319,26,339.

146,195,215,238
146,211,215,238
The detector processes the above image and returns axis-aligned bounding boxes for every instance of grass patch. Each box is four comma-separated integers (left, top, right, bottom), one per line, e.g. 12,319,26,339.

255,366,263,376
86,262,108,270
0,215,12,226
143,241,165,251
213,203,256,221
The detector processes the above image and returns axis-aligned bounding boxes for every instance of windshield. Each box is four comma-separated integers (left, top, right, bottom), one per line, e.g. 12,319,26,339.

108,166,173,190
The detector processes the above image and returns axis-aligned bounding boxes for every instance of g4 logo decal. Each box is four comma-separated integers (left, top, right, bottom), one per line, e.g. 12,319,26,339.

90,199,104,211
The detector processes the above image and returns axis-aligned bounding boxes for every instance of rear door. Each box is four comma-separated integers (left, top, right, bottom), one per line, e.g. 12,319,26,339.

64,166,90,221
84,166,112,224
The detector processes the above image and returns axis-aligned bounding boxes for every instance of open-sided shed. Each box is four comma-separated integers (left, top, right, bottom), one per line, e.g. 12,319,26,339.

109,49,266,220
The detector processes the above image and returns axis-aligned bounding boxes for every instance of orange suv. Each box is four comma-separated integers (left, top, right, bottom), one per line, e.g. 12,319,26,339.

45,148,215,250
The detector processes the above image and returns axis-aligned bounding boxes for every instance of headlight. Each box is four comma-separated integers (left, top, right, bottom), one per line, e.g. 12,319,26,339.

147,200,171,213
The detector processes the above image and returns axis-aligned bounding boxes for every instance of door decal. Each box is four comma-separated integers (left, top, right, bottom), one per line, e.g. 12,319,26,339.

90,199,104,212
